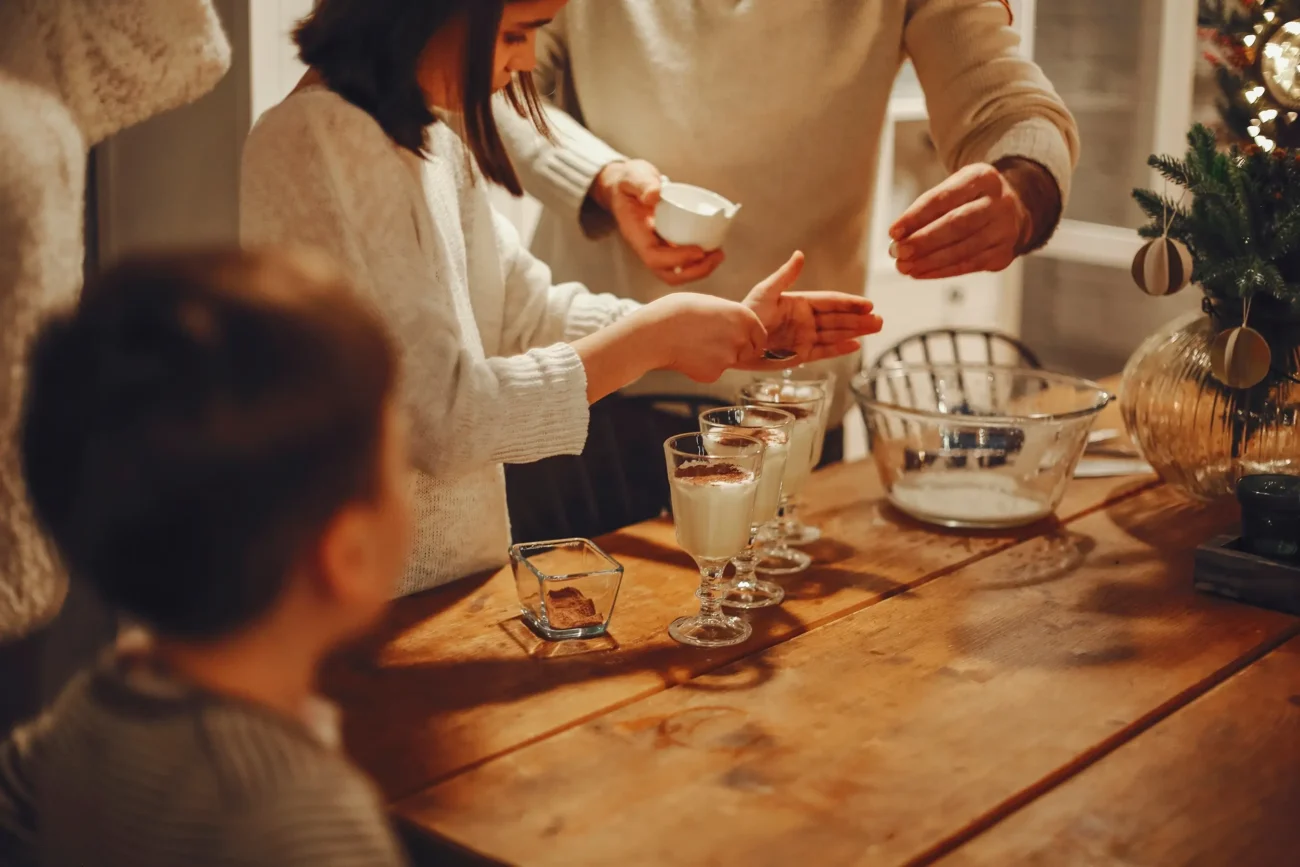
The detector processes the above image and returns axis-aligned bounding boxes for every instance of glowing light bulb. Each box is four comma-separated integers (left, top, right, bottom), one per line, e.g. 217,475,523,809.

1262,22,1300,109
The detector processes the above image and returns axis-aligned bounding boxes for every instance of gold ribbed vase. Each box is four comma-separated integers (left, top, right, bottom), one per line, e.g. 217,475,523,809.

1119,299,1300,501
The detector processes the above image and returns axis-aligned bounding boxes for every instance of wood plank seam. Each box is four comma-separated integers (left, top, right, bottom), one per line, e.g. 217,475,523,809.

902,619,1300,867
395,477,1164,798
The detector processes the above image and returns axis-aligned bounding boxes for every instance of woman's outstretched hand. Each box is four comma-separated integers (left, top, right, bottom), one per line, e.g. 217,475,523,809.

572,251,882,403
738,251,882,369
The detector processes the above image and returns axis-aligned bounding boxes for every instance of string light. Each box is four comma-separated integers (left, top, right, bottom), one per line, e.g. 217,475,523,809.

1203,0,1300,151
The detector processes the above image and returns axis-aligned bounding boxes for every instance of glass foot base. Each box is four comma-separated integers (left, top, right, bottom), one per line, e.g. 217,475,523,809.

755,545,812,575
784,522,822,546
668,614,752,648
721,579,785,609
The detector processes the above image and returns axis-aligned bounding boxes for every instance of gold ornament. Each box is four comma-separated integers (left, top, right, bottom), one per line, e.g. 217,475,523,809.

1210,325,1273,388
1131,237,1194,296
1261,20,1300,111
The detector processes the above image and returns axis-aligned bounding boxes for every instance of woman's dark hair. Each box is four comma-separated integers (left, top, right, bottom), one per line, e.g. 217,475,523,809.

295,0,549,196
21,248,398,639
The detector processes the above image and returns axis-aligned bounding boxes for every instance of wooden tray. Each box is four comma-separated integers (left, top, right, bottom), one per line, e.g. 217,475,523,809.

1193,534,1300,616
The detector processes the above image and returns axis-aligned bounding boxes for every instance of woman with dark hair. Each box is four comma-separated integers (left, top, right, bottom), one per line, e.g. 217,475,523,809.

240,0,884,595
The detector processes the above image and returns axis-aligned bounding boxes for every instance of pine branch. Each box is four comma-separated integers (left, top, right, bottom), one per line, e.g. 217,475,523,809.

1132,188,1186,226
1147,153,1191,187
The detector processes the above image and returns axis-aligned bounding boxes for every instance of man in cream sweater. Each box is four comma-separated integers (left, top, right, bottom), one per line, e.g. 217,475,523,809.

498,0,1078,521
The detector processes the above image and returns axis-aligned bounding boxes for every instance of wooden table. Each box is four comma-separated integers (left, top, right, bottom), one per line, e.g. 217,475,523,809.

325,395,1300,866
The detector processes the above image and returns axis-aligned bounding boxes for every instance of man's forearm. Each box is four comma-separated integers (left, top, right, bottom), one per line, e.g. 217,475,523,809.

994,156,1063,255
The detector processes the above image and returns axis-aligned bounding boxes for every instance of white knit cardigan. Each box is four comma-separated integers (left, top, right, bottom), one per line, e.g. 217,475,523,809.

0,0,230,641
241,89,640,594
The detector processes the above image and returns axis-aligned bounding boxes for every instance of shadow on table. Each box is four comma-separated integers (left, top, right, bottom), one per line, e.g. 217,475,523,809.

1104,483,1238,548
946,485,1247,673
397,816,507,867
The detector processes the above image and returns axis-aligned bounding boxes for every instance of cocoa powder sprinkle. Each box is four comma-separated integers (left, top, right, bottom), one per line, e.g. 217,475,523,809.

673,461,750,483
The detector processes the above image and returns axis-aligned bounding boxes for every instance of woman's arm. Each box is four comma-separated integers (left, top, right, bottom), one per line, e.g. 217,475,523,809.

489,205,775,403
491,208,640,353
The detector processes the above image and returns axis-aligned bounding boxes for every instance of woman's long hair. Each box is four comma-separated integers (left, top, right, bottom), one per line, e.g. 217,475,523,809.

295,0,549,195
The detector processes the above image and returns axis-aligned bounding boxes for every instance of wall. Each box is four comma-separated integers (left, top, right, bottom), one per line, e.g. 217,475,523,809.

95,0,250,264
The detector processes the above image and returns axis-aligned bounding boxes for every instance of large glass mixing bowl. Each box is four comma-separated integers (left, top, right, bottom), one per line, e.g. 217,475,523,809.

852,366,1113,529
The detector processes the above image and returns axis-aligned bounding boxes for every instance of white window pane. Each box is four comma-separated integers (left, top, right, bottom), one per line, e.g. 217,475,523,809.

1035,0,1165,228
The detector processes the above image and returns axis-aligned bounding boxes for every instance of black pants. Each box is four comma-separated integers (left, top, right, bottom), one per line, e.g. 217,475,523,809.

505,396,845,544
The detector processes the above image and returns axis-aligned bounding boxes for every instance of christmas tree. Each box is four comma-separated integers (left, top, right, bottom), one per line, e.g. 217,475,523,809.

1133,124,1300,313
1200,0,1300,151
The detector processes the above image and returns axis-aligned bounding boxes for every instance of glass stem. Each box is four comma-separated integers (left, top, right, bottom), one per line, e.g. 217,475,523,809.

731,531,760,591
778,496,799,535
696,563,728,619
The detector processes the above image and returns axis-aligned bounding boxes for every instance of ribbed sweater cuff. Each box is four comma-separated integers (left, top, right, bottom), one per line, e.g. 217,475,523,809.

561,292,641,342
983,117,1074,211
493,343,590,463
537,125,625,239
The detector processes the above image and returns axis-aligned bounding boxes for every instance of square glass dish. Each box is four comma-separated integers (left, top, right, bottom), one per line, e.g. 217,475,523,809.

509,539,624,640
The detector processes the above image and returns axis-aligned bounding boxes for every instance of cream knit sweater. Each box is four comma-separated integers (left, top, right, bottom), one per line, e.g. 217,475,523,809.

497,0,1080,419
0,0,230,642
240,89,640,594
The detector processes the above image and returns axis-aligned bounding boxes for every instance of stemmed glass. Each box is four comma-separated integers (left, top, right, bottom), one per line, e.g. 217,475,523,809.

699,406,796,609
739,381,826,575
663,432,764,647
779,369,837,545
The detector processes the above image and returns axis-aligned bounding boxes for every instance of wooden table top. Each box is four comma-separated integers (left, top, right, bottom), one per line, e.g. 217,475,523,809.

325,394,1300,866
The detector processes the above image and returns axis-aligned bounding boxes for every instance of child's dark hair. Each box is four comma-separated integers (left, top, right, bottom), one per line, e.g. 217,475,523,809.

295,0,550,196
21,248,398,639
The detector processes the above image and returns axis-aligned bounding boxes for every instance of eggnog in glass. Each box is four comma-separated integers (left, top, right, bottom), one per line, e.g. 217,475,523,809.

700,406,796,609
739,381,826,575
664,432,763,647
778,369,836,545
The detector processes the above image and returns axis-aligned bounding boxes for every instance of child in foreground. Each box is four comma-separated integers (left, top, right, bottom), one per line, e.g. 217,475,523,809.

0,249,413,867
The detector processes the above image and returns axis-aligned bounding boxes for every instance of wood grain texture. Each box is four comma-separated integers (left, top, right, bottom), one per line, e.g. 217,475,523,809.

395,486,1296,866
325,458,1150,802
936,635,1300,867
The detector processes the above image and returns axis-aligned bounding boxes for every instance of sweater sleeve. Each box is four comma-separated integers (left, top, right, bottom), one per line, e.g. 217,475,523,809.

904,0,1080,209
0,85,77,643
0,714,50,867
240,94,593,475
491,208,640,353
494,11,626,238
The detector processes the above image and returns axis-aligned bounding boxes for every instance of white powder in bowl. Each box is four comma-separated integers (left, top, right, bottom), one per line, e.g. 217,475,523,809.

889,474,1052,528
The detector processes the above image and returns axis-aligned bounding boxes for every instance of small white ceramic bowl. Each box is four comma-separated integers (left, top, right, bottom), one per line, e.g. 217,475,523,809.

654,182,741,251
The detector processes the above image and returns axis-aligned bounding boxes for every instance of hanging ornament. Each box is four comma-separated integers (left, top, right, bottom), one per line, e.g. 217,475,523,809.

1131,236,1194,296
1210,297,1273,389
1260,19,1300,111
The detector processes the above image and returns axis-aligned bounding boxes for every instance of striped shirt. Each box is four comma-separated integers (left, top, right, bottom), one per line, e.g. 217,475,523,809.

0,654,408,867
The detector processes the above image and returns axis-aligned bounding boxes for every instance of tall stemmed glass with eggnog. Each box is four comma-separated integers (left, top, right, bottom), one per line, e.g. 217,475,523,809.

664,432,764,647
